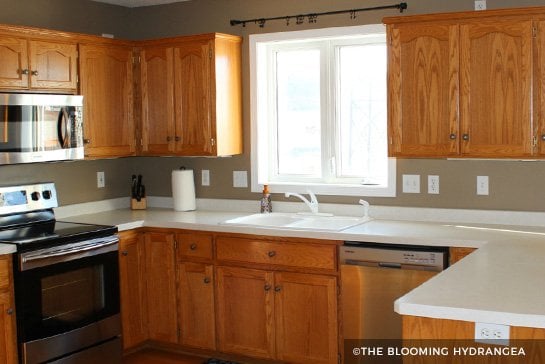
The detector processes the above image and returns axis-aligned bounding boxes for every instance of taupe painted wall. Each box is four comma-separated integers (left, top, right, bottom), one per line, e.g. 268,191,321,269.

2,0,545,211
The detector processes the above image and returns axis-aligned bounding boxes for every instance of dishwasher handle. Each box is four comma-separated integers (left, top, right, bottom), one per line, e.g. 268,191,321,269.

342,259,439,272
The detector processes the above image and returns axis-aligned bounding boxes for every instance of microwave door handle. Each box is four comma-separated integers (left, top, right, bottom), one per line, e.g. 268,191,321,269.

57,107,70,148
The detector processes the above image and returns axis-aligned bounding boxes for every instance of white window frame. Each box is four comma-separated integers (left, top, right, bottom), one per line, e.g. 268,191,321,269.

250,24,396,197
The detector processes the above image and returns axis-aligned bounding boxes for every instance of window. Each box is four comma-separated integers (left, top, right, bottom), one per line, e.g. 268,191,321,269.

250,25,396,197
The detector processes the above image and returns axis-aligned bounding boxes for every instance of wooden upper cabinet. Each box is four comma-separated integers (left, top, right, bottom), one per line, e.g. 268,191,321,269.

459,19,533,157
79,43,136,158
139,33,242,157
0,37,76,91
389,23,459,157
534,20,545,156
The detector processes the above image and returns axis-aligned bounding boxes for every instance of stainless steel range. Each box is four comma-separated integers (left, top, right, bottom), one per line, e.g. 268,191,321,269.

0,183,121,364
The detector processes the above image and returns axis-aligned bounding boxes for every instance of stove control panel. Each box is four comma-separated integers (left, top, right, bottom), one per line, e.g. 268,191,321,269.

0,183,58,215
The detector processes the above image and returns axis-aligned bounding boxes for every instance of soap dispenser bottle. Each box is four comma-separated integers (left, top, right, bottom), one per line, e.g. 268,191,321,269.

260,185,272,213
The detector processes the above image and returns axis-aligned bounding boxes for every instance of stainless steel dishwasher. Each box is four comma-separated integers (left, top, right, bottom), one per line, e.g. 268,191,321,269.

340,242,448,340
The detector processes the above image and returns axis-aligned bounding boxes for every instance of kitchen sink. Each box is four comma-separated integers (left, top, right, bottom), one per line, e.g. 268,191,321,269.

220,212,371,231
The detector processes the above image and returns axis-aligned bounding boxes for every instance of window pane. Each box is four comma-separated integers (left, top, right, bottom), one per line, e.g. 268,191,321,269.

276,49,321,176
338,43,388,183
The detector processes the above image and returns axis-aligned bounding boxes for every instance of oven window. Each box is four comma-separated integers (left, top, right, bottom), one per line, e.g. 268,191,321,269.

42,265,105,325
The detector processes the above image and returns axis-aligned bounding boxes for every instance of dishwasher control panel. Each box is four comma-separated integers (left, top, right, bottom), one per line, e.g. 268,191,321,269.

402,251,438,265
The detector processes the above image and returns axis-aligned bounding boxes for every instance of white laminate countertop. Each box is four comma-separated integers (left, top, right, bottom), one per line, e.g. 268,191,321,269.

3,206,545,329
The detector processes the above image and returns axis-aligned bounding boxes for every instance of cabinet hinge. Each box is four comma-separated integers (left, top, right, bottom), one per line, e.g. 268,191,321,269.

533,136,538,148
533,26,537,38
210,138,215,147
133,55,141,64
209,48,213,59
174,240,178,250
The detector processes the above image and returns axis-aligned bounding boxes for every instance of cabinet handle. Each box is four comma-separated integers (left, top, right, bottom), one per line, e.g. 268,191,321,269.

20,69,29,75
166,136,172,142
83,138,91,144
274,285,282,292
462,134,470,141
189,243,197,250
204,277,211,284
268,251,276,258
264,284,272,291
449,133,457,140
121,251,128,256
6,308,13,315
175,136,181,142
31,70,39,76
541,135,545,141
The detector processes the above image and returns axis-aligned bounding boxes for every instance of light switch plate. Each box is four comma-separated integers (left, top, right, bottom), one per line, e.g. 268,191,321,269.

402,174,420,194
475,322,509,345
202,170,210,186
477,176,489,195
97,171,105,188
233,171,248,188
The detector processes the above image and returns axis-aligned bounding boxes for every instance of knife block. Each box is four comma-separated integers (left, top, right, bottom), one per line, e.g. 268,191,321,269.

130,197,147,210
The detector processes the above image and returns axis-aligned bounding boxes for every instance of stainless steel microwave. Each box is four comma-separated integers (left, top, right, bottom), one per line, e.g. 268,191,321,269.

0,93,84,165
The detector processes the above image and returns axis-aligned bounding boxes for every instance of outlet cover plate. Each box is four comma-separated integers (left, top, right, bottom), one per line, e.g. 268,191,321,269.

475,322,509,345
233,170,248,188
475,0,486,10
428,175,440,194
202,170,210,186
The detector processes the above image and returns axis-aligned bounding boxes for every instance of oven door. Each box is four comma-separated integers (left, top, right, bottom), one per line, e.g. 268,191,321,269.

14,236,120,363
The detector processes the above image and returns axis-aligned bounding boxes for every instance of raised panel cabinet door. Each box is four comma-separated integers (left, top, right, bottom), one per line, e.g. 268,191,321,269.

274,272,338,364
140,46,175,155
118,231,148,350
173,39,215,155
0,291,17,364
388,23,459,157
177,262,215,350
216,266,275,360
535,21,545,156
0,36,29,89
460,20,533,157
143,232,178,344
28,40,78,90
79,44,135,158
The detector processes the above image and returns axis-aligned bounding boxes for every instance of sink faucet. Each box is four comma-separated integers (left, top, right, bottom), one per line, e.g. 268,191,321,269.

285,190,319,214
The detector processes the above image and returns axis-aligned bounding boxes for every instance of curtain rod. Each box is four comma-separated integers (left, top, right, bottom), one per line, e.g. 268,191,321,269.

230,2,407,28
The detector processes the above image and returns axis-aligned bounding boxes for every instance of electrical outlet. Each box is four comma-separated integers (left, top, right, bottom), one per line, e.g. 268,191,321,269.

97,171,105,188
428,175,440,194
202,170,210,186
475,322,509,345
475,0,486,10
402,174,420,194
477,176,489,195
233,171,248,188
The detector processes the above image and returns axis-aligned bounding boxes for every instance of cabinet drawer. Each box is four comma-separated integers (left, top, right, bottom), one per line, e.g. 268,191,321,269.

177,233,213,260
216,237,336,271
0,255,11,290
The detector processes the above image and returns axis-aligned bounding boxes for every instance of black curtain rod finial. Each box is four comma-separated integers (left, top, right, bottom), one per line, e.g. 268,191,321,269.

399,2,408,13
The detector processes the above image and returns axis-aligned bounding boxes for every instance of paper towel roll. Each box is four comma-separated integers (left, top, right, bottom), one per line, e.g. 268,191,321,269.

172,169,196,211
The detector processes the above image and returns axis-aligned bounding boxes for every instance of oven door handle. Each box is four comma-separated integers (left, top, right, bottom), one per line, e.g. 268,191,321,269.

20,236,119,271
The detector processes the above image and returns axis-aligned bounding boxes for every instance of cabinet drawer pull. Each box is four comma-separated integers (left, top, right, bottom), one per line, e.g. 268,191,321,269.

449,133,457,140
6,308,13,315
121,251,128,256
190,243,197,250
204,277,211,284
274,285,282,292
462,134,470,141
268,251,276,258
264,284,272,291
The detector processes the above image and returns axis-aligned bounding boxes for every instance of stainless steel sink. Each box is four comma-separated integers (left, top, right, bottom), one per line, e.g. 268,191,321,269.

221,212,371,231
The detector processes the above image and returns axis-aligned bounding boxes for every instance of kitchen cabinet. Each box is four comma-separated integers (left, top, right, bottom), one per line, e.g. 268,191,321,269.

215,236,338,364
0,255,17,364
386,10,535,158
175,232,215,350
79,43,136,158
143,232,178,344
118,231,148,350
0,36,77,91
534,20,545,156
139,33,242,156
449,247,477,265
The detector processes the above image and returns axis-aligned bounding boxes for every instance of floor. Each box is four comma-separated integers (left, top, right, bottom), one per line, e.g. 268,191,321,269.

123,348,205,364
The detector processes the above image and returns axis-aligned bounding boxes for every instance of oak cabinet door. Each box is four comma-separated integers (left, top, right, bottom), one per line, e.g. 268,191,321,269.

216,266,275,359
177,262,215,350
535,21,545,156
143,232,178,344
274,272,338,364
79,44,135,158
460,20,533,157
28,40,78,90
118,231,148,350
0,256,17,364
389,23,459,157
0,37,29,89
173,40,215,156
140,45,175,155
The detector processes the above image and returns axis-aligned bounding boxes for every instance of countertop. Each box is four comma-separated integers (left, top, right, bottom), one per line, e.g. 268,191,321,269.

3,205,545,329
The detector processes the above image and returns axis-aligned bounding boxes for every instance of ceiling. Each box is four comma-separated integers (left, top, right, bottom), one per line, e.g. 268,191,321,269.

90,0,191,8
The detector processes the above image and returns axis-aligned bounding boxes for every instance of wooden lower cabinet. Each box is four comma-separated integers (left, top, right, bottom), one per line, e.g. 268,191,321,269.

0,256,17,364
177,262,216,350
449,247,477,265
216,266,338,364
118,231,148,350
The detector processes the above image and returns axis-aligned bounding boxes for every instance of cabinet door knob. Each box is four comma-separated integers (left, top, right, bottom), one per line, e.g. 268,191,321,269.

274,285,282,292
462,134,470,141
20,69,29,75
175,136,181,142
83,138,91,144
541,135,545,141
268,251,276,258
264,284,272,291
6,308,13,315
204,277,211,284
31,70,39,76
166,136,172,142
449,133,457,140
190,243,197,250
121,251,128,256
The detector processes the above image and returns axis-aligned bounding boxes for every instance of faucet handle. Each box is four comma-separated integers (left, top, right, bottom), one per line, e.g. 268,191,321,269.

306,189,318,203
359,199,370,219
